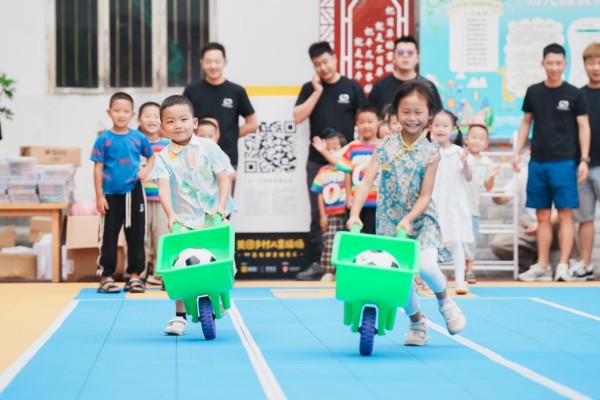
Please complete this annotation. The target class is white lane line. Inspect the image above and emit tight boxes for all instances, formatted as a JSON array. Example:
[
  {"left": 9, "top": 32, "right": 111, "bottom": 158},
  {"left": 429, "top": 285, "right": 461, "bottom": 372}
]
[
  {"left": 229, "top": 300, "right": 286, "bottom": 400},
  {"left": 427, "top": 320, "right": 592, "bottom": 400},
  {"left": 0, "top": 300, "right": 79, "bottom": 394},
  {"left": 530, "top": 298, "right": 600, "bottom": 322}
]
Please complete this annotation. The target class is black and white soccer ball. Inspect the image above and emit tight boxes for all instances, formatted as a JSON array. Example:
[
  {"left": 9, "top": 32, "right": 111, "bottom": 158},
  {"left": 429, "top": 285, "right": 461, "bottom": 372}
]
[
  {"left": 354, "top": 249, "right": 399, "bottom": 269},
  {"left": 173, "top": 248, "right": 216, "bottom": 268}
]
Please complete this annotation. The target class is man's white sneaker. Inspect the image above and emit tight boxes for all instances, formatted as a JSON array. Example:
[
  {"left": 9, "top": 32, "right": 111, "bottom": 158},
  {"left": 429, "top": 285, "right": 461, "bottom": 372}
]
[
  {"left": 569, "top": 260, "right": 594, "bottom": 281},
  {"left": 554, "top": 263, "right": 571, "bottom": 282},
  {"left": 518, "top": 264, "right": 552, "bottom": 282},
  {"left": 164, "top": 316, "right": 188, "bottom": 336},
  {"left": 439, "top": 299, "right": 466, "bottom": 335},
  {"left": 404, "top": 318, "right": 428, "bottom": 346}
]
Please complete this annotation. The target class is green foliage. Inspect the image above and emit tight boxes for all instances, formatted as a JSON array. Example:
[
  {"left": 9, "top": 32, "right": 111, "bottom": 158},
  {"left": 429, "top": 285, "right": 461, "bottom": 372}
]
[{"left": 0, "top": 73, "right": 16, "bottom": 120}]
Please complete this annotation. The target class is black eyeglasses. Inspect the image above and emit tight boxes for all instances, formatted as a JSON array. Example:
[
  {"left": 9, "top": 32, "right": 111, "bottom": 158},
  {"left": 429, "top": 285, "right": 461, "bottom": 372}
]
[{"left": 397, "top": 49, "right": 415, "bottom": 57}]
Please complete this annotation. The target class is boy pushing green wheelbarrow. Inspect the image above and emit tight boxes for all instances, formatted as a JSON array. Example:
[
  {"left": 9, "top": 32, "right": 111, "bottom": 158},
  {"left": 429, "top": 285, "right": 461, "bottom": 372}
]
[{"left": 152, "top": 95, "right": 236, "bottom": 338}]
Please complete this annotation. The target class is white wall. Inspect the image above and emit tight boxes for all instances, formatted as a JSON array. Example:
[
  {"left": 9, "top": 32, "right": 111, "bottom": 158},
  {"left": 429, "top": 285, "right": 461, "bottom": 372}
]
[{"left": 0, "top": 0, "right": 319, "bottom": 202}]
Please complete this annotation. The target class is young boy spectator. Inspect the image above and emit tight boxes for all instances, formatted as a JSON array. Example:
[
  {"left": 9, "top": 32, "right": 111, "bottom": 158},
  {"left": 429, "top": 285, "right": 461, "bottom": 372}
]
[
  {"left": 571, "top": 42, "right": 600, "bottom": 281},
  {"left": 196, "top": 118, "right": 236, "bottom": 182},
  {"left": 153, "top": 95, "right": 234, "bottom": 335},
  {"left": 137, "top": 101, "right": 170, "bottom": 286},
  {"left": 91, "top": 92, "right": 154, "bottom": 293},
  {"left": 337, "top": 105, "right": 380, "bottom": 234},
  {"left": 463, "top": 124, "right": 499, "bottom": 283},
  {"left": 513, "top": 43, "right": 591, "bottom": 282},
  {"left": 310, "top": 132, "right": 347, "bottom": 281}
]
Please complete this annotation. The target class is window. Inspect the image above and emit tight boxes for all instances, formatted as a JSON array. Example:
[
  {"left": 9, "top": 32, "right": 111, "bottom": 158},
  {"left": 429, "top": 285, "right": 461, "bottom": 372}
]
[{"left": 52, "top": 0, "right": 210, "bottom": 91}]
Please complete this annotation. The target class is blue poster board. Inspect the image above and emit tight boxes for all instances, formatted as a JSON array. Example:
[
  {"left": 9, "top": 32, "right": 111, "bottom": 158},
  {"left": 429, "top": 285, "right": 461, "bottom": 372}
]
[{"left": 419, "top": 0, "right": 600, "bottom": 139}]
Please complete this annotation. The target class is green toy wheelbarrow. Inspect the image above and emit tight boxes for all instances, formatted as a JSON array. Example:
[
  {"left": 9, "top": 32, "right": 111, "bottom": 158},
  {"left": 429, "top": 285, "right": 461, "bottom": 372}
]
[
  {"left": 332, "top": 225, "right": 420, "bottom": 355},
  {"left": 156, "top": 215, "right": 235, "bottom": 340}
]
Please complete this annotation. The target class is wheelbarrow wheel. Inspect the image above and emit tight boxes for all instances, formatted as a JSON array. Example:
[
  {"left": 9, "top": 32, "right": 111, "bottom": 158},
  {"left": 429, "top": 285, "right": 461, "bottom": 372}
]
[
  {"left": 359, "top": 306, "right": 377, "bottom": 356},
  {"left": 198, "top": 296, "right": 216, "bottom": 340}
]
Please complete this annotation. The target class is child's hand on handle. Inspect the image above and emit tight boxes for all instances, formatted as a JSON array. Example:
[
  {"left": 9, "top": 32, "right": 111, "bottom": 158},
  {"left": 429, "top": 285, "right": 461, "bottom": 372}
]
[
  {"left": 346, "top": 215, "right": 363, "bottom": 231},
  {"left": 396, "top": 217, "right": 413, "bottom": 236},
  {"left": 96, "top": 196, "right": 109, "bottom": 215},
  {"left": 167, "top": 215, "right": 181, "bottom": 232}
]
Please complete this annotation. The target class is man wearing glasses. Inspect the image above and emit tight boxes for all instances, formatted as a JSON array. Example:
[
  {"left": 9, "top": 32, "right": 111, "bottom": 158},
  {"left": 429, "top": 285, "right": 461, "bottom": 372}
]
[{"left": 369, "top": 36, "right": 443, "bottom": 114}]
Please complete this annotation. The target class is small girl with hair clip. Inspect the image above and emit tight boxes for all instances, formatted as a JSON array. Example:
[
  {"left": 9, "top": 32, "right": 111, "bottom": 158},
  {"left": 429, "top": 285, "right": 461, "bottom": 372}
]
[{"left": 430, "top": 110, "right": 474, "bottom": 295}]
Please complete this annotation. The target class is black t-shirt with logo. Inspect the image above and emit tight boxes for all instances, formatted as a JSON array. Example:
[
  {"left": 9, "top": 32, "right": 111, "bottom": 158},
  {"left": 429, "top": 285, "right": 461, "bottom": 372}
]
[
  {"left": 183, "top": 79, "right": 255, "bottom": 166},
  {"left": 581, "top": 86, "right": 600, "bottom": 166},
  {"left": 368, "top": 74, "right": 443, "bottom": 114},
  {"left": 295, "top": 76, "right": 366, "bottom": 164},
  {"left": 522, "top": 81, "right": 588, "bottom": 162}
]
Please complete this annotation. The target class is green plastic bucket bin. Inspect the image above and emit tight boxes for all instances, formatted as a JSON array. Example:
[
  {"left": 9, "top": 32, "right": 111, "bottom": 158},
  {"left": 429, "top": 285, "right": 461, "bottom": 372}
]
[
  {"left": 332, "top": 225, "right": 420, "bottom": 335},
  {"left": 156, "top": 215, "right": 235, "bottom": 322}
]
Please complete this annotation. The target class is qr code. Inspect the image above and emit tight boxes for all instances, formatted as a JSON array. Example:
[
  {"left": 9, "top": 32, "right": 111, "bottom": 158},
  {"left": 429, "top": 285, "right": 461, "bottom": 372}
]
[{"left": 243, "top": 121, "right": 297, "bottom": 173}]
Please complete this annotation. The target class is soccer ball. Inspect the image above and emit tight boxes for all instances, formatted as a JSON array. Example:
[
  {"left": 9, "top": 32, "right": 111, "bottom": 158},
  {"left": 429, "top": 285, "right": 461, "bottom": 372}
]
[
  {"left": 173, "top": 248, "right": 216, "bottom": 268},
  {"left": 354, "top": 249, "right": 399, "bottom": 269}
]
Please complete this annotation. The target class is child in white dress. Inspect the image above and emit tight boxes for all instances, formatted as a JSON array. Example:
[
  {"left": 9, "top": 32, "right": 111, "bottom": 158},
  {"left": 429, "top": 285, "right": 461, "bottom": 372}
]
[{"left": 431, "top": 110, "right": 474, "bottom": 294}]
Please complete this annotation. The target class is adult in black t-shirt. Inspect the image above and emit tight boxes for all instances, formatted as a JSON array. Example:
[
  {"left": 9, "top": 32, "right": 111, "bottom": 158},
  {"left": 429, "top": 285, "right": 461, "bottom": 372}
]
[
  {"left": 513, "top": 43, "right": 590, "bottom": 283},
  {"left": 293, "top": 41, "right": 367, "bottom": 280},
  {"left": 368, "top": 36, "right": 442, "bottom": 115},
  {"left": 572, "top": 42, "right": 600, "bottom": 280},
  {"left": 183, "top": 42, "right": 257, "bottom": 166}
]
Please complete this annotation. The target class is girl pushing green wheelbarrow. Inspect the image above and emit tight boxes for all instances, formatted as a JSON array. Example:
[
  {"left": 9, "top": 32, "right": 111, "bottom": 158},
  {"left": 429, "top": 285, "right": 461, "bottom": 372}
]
[
  {"left": 151, "top": 95, "right": 236, "bottom": 338},
  {"left": 343, "top": 80, "right": 467, "bottom": 353}
]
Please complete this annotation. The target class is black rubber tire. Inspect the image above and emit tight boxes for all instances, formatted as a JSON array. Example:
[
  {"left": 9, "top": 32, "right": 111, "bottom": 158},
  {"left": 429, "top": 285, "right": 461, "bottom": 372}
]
[{"left": 198, "top": 296, "right": 216, "bottom": 340}]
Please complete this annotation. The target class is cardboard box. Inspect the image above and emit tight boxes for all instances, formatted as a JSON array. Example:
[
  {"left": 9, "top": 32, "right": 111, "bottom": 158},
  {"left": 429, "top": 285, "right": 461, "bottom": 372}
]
[
  {"left": 29, "top": 216, "right": 52, "bottom": 242},
  {"left": 65, "top": 216, "right": 125, "bottom": 249},
  {"left": 0, "top": 226, "right": 17, "bottom": 248},
  {"left": 0, "top": 254, "right": 37, "bottom": 278},
  {"left": 20, "top": 146, "right": 81, "bottom": 167},
  {"left": 66, "top": 248, "right": 125, "bottom": 282}
]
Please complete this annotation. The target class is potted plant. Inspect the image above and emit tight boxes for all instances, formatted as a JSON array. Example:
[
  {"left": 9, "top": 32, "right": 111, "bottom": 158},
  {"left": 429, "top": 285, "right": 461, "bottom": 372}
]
[{"left": 0, "top": 73, "right": 16, "bottom": 140}]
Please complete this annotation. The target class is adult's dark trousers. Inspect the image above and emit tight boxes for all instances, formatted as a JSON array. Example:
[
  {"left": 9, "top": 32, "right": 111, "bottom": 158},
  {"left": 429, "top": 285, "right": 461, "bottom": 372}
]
[
  {"left": 97, "top": 181, "right": 146, "bottom": 277},
  {"left": 306, "top": 160, "right": 326, "bottom": 263}
]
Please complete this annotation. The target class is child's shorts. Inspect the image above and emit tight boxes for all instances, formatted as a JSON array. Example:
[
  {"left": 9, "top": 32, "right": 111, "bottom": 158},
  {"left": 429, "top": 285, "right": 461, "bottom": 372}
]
[{"left": 526, "top": 159, "right": 579, "bottom": 209}]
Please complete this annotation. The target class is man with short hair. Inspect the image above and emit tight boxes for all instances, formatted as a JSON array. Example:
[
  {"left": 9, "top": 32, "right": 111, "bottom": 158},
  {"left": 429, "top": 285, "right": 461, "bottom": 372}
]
[
  {"left": 571, "top": 42, "right": 600, "bottom": 281},
  {"left": 513, "top": 43, "right": 591, "bottom": 282},
  {"left": 183, "top": 42, "right": 258, "bottom": 167},
  {"left": 368, "top": 36, "right": 442, "bottom": 114},
  {"left": 293, "top": 41, "right": 367, "bottom": 280}
]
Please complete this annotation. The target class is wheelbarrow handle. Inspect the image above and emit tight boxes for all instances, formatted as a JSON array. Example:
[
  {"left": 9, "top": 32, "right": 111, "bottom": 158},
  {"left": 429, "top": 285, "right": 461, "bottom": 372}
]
[
  {"left": 396, "top": 228, "right": 407, "bottom": 239},
  {"left": 212, "top": 212, "right": 224, "bottom": 226},
  {"left": 350, "top": 224, "right": 361, "bottom": 234},
  {"left": 171, "top": 222, "right": 182, "bottom": 233}
]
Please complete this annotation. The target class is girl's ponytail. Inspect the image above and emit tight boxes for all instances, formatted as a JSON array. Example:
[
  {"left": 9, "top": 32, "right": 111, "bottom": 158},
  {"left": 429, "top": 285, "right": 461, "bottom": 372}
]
[{"left": 454, "top": 126, "right": 464, "bottom": 147}]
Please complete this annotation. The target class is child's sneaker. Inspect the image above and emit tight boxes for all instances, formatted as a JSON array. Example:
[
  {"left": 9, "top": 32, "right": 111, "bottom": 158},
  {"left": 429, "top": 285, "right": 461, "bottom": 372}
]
[
  {"left": 569, "top": 260, "right": 594, "bottom": 281},
  {"left": 518, "top": 264, "right": 552, "bottom": 282},
  {"left": 164, "top": 316, "right": 188, "bottom": 336},
  {"left": 465, "top": 271, "right": 476, "bottom": 284},
  {"left": 146, "top": 275, "right": 163, "bottom": 285},
  {"left": 554, "top": 263, "right": 571, "bottom": 282},
  {"left": 404, "top": 317, "right": 428, "bottom": 346},
  {"left": 439, "top": 299, "right": 466, "bottom": 335},
  {"left": 320, "top": 272, "right": 335, "bottom": 282},
  {"left": 455, "top": 282, "right": 469, "bottom": 295}
]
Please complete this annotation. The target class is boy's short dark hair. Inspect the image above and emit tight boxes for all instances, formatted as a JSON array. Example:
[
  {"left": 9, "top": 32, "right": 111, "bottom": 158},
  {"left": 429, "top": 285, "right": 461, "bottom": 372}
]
[
  {"left": 160, "top": 95, "right": 194, "bottom": 119},
  {"left": 109, "top": 92, "right": 134, "bottom": 108},
  {"left": 355, "top": 105, "right": 380, "bottom": 121},
  {"left": 308, "top": 41, "right": 334, "bottom": 59},
  {"left": 197, "top": 119, "right": 218, "bottom": 131},
  {"left": 543, "top": 43, "right": 566, "bottom": 58},
  {"left": 138, "top": 101, "right": 160, "bottom": 116},
  {"left": 394, "top": 36, "right": 419, "bottom": 53},
  {"left": 198, "top": 114, "right": 220, "bottom": 128},
  {"left": 200, "top": 42, "right": 226, "bottom": 59},
  {"left": 467, "top": 123, "right": 489, "bottom": 137},
  {"left": 324, "top": 130, "right": 348, "bottom": 147}
]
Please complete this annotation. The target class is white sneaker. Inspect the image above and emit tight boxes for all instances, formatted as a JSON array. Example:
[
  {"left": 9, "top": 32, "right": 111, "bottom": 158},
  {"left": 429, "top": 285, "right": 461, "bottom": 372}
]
[
  {"left": 164, "top": 316, "right": 188, "bottom": 336},
  {"left": 455, "top": 282, "right": 469, "bottom": 295},
  {"left": 439, "top": 299, "right": 466, "bottom": 335},
  {"left": 554, "top": 263, "right": 571, "bottom": 282},
  {"left": 518, "top": 264, "right": 552, "bottom": 282},
  {"left": 146, "top": 275, "right": 163, "bottom": 285},
  {"left": 569, "top": 260, "right": 594, "bottom": 281},
  {"left": 320, "top": 272, "right": 335, "bottom": 282},
  {"left": 404, "top": 318, "right": 428, "bottom": 346}
]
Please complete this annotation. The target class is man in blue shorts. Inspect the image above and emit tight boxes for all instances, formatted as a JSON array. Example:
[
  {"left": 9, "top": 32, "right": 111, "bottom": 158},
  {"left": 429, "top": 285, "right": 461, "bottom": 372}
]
[{"left": 513, "top": 43, "right": 591, "bottom": 282}]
